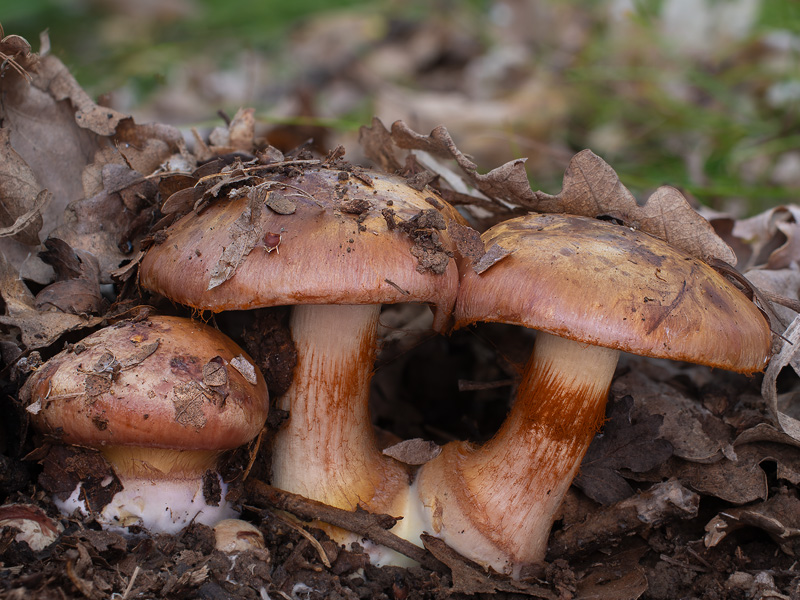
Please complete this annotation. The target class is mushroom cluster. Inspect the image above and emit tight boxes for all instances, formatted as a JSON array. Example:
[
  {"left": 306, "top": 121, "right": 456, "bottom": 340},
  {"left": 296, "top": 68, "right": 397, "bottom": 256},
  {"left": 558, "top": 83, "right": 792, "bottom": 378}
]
[
  {"left": 24, "top": 316, "right": 269, "bottom": 534},
  {"left": 139, "top": 165, "right": 466, "bottom": 561},
  {"left": 122, "top": 161, "right": 771, "bottom": 576}
]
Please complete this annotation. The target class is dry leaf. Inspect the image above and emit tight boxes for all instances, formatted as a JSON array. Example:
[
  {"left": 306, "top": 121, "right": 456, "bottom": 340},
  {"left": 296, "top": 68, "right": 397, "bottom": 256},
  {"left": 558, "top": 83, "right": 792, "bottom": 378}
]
[
  {"left": 761, "top": 315, "right": 800, "bottom": 443},
  {"left": 472, "top": 242, "right": 514, "bottom": 274},
  {"left": 0, "top": 129, "right": 45, "bottom": 245},
  {"left": 420, "top": 534, "right": 556, "bottom": 597},
  {"left": 172, "top": 381, "right": 210, "bottom": 429},
  {"left": 575, "top": 395, "right": 673, "bottom": 505},
  {"left": 230, "top": 355, "right": 258, "bottom": 386},
  {"left": 203, "top": 357, "right": 229, "bottom": 387},
  {"left": 34, "top": 239, "right": 104, "bottom": 315},
  {"left": 532, "top": 152, "right": 736, "bottom": 265},
  {"left": 359, "top": 119, "right": 735, "bottom": 265},
  {"left": 612, "top": 371, "right": 735, "bottom": 464},
  {"left": 207, "top": 197, "right": 263, "bottom": 290},
  {"left": 382, "top": 438, "right": 441, "bottom": 465},
  {"left": 705, "top": 487, "right": 800, "bottom": 554},
  {"left": 0, "top": 251, "right": 102, "bottom": 350}
]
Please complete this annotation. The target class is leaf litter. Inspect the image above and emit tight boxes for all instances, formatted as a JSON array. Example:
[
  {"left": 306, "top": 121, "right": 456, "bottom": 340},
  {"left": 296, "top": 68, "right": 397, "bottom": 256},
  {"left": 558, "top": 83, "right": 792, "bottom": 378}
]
[{"left": 2, "top": 22, "right": 800, "bottom": 600}]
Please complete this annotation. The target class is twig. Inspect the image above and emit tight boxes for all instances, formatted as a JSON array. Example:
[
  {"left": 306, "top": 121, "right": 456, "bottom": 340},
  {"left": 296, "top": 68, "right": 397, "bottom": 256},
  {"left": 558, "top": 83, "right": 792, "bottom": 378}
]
[
  {"left": 244, "top": 479, "right": 445, "bottom": 573},
  {"left": 267, "top": 508, "right": 332, "bottom": 568}
]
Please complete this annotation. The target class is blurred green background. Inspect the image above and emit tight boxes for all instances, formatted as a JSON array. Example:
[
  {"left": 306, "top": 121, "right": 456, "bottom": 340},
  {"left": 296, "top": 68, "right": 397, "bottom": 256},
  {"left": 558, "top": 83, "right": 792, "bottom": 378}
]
[{"left": 4, "top": 0, "right": 800, "bottom": 213}]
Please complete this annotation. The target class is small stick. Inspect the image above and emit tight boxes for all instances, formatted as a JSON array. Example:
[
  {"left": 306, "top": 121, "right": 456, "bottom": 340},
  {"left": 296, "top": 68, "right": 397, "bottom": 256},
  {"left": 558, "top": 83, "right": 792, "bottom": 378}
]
[{"left": 245, "top": 479, "right": 445, "bottom": 572}]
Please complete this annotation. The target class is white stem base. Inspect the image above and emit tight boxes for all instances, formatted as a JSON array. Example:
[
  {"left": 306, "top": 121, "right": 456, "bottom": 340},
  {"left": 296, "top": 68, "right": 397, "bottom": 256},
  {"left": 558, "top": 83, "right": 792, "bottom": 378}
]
[{"left": 55, "top": 473, "right": 236, "bottom": 535}]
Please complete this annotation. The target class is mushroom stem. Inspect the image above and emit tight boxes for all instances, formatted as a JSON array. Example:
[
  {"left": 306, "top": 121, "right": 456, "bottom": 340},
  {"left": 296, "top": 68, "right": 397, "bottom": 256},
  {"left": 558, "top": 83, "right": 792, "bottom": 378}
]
[
  {"left": 271, "top": 304, "right": 410, "bottom": 543},
  {"left": 412, "top": 332, "right": 620, "bottom": 577}
]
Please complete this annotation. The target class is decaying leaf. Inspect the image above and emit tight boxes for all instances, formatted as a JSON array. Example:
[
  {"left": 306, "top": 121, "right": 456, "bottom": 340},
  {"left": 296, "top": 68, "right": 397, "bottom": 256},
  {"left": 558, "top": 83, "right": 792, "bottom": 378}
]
[
  {"left": 0, "top": 251, "right": 102, "bottom": 350},
  {"left": 472, "top": 242, "right": 514, "bottom": 274},
  {"left": 0, "top": 129, "right": 45, "bottom": 245},
  {"left": 550, "top": 480, "right": 699, "bottom": 560},
  {"left": 230, "top": 355, "right": 258, "bottom": 386},
  {"left": 34, "top": 238, "right": 104, "bottom": 315},
  {"left": 761, "top": 315, "right": 800, "bottom": 444},
  {"left": 634, "top": 444, "right": 772, "bottom": 505},
  {"left": 575, "top": 395, "right": 673, "bottom": 505},
  {"left": 533, "top": 154, "right": 737, "bottom": 265},
  {"left": 207, "top": 196, "right": 263, "bottom": 290},
  {"left": 382, "top": 438, "right": 441, "bottom": 465},
  {"left": 359, "top": 119, "right": 736, "bottom": 266},
  {"left": 421, "top": 534, "right": 556, "bottom": 598},
  {"left": 202, "top": 357, "right": 228, "bottom": 387},
  {"left": 172, "top": 381, "right": 210, "bottom": 429},
  {"left": 612, "top": 371, "right": 735, "bottom": 464},
  {"left": 705, "top": 487, "right": 800, "bottom": 554}
]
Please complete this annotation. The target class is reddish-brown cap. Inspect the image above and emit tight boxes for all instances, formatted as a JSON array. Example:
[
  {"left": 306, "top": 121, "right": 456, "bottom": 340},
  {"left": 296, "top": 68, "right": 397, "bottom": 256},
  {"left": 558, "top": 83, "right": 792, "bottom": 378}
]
[
  {"left": 139, "top": 167, "right": 465, "bottom": 331},
  {"left": 455, "top": 213, "right": 771, "bottom": 374},
  {"left": 25, "top": 316, "right": 269, "bottom": 449}
]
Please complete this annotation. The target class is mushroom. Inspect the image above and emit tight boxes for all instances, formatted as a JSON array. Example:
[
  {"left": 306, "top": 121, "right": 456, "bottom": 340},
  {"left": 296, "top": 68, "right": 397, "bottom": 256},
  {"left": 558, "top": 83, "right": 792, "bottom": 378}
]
[
  {"left": 139, "top": 166, "right": 464, "bottom": 560},
  {"left": 23, "top": 316, "right": 269, "bottom": 534},
  {"left": 408, "top": 213, "right": 771, "bottom": 577}
]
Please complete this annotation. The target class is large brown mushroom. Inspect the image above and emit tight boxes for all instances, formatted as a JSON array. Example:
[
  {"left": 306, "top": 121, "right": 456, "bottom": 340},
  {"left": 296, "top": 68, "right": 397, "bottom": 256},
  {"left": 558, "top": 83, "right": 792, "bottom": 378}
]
[
  {"left": 407, "top": 213, "right": 771, "bottom": 577},
  {"left": 139, "top": 166, "right": 464, "bottom": 560},
  {"left": 24, "top": 316, "right": 269, "bottom": 534}
]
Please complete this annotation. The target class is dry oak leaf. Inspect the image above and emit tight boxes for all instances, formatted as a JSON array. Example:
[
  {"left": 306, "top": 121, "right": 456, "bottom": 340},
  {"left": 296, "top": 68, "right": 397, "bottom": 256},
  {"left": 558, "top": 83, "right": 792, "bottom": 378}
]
[
  {"left": 532, "top": 151, "right": 737, "bottom": 265},
  {"left": 361, "top": 118, "right": 735, "bottom": 265}
]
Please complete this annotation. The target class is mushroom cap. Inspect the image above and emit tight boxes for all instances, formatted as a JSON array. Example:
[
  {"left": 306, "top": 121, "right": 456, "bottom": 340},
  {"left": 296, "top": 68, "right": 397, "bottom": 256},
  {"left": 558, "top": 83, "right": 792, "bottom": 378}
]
[
  {"left": 455, "top": 213, "right": 771, "bottom": 374},
  {"left": 139, "top": 167, "right": 465, "bottom": 331},
  {"left": 25, "top": 316, "right": 269, "bottom": 449}
]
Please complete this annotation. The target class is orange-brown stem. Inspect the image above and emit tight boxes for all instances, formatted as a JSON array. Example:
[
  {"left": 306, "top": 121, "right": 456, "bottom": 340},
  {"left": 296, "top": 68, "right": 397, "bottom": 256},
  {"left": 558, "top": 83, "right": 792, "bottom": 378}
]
[
  {"left": 411, "top": 332, "right": 619, "bottom": 577},
  {"left": 271, "top": 304, "right": 409, "bottom": 540}
]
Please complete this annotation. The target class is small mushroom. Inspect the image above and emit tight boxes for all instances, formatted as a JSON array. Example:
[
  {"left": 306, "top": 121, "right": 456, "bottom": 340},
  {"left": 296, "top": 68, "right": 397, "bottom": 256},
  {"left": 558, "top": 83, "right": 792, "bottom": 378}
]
[
  {"left": 139, "top": 166, "right": 464, "bottom": 562},
  {"left": 23, "top": 316, "right": 269, "bottom": 534},
  {"left": 408, "top": 213, "right": 771, "bottom": 577},
  {"left": 213, "top": 518, "right": 267, "bottom": 554}
]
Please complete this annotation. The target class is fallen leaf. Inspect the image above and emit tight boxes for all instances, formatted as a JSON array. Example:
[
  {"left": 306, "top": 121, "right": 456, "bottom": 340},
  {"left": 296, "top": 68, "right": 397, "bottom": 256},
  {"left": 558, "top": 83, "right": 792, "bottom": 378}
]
[
  {"left": 0, "top": 251, "right": 102, "bottom": 350},
  {"left": 207, "top": 196, "right": 263, "bottom": 290},
  {"left": 202, "top": 357, "right": 228, "bottom": 387},
  {"left": 34, "top": 239, "right": 104, "bottom": 315},
  {"left": 533, "top": 152, "right": 737, "bottom": 265},
  {"left": 705, "top": 487, "right": 800, "bottom": 554},
  {"left": 0, "top": 129, "right": 45, "bottom": 245},
  {"left": 575, "top": 395, "right": 673, "bottom": 505},
  {"left": 382, "top": 438, "right": 441, "bottom": 465},
  {"left": 612, "top": 371, "right": 735, "bottom": 464},
  {"left": 230, "top": 355, "right": 258, "bottom": 386},
  {"left": 360, "top": 119, "right": 735, "bottom": 265},
  {"left": 634, "top": 444, "right": 771, "bottom": 505},
  {"left": 761, "top": 315, "right": 800, "bottom": 443},
  {"left": 472, "top": 242, "right": 514, "bottom": 274},
  {"left": 421, "top": 534, "right": 556, "bottom": 597},
  {"left": 172, "top": 381, "right": 210, "bottom": 429}
]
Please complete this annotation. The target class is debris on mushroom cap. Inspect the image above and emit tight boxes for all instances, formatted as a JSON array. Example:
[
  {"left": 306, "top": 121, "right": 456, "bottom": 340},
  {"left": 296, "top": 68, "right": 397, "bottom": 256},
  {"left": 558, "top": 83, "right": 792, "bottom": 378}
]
[
  {"left": 139, "top": 166, "right": 466, "bottom": 332},
  {"left": 23, "top": 315, "right": 269, "bottom": 450},
  {"left": 0, "top": 504, "right": 63, "bottom": 552},
  {"left": 455, "top": 213, "right": 771, "bottom": 374}
]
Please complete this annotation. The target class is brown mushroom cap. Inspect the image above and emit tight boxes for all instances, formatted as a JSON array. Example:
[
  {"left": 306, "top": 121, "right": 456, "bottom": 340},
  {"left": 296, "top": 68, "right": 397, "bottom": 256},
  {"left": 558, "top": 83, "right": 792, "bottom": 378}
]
[
  {"left": 25, "top": 316, "right": 269, "bottom": 450},
  {"left": 139, "top": 167, "right": 465, "bottom": 330},
  {"left": 455, "top": 213, "right": 771, "bottom": 374}
]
